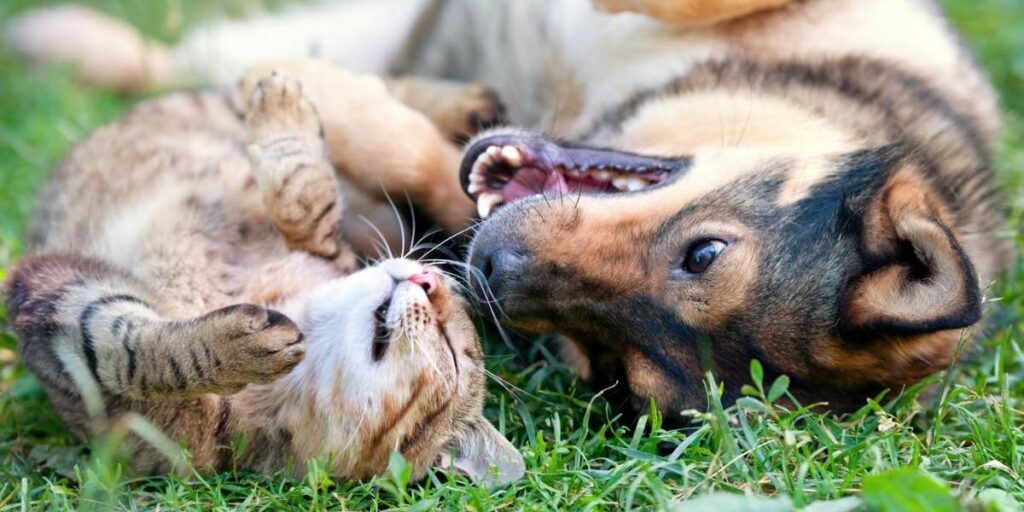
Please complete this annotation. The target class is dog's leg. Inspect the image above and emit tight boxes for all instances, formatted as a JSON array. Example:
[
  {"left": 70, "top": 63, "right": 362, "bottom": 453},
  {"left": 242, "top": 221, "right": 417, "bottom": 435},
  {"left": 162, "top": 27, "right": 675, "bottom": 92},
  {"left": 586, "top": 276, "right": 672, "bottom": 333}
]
[
  {"left": 592, "top": 0, "right": 793, "bottom": 26},
  {"left": 5, "top": 0, "right": 431, "bottom": 92},
  {"left": 240, "top": 60, "right": 475, "bottom": 232},
  {"left": 386, "top": 77, "right": 506, "bottom": 142},
  {"left": 5, "top": 4, "right": 178, "bottom": 92}
]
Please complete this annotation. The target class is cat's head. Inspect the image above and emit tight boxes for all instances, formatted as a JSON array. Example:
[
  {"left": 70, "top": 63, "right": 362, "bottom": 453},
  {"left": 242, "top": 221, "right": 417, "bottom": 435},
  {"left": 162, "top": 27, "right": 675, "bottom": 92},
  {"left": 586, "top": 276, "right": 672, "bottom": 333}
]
[{"left": 290, "top": 259, "right": 524, "bottom": 485}]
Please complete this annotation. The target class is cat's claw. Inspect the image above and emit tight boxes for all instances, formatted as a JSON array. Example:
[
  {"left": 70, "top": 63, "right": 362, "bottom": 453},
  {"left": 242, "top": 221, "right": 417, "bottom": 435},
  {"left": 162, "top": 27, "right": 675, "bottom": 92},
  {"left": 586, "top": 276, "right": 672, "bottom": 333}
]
[
  {"left": 246, "top": 71, "right": 322, "bottom": 141},
  {"left": 201, "top": 304, "right": 306, "bottom": 390}
]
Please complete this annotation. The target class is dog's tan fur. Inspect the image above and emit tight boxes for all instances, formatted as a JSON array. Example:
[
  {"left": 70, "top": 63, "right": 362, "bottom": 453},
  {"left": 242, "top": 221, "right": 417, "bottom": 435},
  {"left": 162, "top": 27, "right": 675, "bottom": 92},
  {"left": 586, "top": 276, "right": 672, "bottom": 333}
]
[
  {"left": 238, "top": 61, "right": 480, "bottom": 232},
  {"left": 594, "top": 0, "right": 792, "bottom": 26},
  {"left": 6, "top": 0, "right": 1013, "bottom": 422}
]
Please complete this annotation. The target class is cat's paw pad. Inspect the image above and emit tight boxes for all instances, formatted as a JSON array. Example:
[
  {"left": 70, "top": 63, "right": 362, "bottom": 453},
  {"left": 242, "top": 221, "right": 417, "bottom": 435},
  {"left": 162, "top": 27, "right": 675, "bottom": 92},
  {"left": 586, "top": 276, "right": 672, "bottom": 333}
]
[
  {"left": 204, "top": 304, "right": 306, "bottom": 387},
  {"left": 246, "top": 71, "right": 322, "bottom": 140}
]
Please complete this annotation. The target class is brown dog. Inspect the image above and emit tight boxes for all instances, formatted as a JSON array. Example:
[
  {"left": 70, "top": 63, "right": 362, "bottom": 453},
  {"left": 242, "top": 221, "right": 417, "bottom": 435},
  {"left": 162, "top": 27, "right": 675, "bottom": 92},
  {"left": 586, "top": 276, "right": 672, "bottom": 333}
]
[{"left": 7, "top": 0, "right": 1012, "bottom": 423}]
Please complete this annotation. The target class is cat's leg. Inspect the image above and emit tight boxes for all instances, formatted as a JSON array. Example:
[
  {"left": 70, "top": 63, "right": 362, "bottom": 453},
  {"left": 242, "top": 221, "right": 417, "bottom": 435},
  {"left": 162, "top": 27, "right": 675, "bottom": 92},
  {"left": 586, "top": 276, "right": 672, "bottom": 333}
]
[
  {"left": 244, "top": 72, "right": 353, "bottom": 266},
  {"left": 5, "top": 253, "right": 306, "bottom": 403},
  {"left": 385, "top": 77, "right": 506, "bottom": 142},
  {"left": 240, "top": 60, "right": 475, "bottom": 232}
]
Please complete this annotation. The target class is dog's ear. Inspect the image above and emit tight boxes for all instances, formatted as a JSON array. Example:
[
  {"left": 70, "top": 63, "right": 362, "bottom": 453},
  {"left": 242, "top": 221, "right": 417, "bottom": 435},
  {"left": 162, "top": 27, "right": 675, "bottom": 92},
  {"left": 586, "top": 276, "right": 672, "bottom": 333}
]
[{"left": 837, "top": 156, "right": 980, "bottom": 378}]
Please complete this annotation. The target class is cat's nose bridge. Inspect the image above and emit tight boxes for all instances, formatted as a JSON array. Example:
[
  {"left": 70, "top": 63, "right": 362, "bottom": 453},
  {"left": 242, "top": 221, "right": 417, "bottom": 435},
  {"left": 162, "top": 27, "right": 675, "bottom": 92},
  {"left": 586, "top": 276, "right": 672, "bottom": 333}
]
[
  {"left": 379, "top": 259, "right": 441, "bottom": 298},
  {"left": 379, "top": 258, "right": 423, "bottom": 281}
]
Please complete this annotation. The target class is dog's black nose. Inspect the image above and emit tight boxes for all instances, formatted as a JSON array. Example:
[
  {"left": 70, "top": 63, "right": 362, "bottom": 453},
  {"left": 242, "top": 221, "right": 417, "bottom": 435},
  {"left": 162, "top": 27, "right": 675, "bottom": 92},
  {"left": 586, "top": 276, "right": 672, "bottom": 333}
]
[{"left": 472, "top": 244, "right": 530, "bottom": 300}]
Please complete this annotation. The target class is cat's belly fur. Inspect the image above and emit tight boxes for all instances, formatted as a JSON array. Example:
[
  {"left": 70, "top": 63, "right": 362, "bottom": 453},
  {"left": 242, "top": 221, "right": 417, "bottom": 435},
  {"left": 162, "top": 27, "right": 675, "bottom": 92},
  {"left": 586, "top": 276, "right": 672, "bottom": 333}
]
[{"left": 28, "top": 91, "right": 292, "bottom": 311}]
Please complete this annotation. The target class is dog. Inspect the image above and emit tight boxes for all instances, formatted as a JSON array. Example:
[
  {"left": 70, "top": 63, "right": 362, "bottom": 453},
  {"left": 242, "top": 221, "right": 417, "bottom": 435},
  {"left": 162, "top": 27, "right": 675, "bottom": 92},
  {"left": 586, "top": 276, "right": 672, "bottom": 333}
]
[{"left": 7, "top": 0, "right": 1012, "bottom": 424}]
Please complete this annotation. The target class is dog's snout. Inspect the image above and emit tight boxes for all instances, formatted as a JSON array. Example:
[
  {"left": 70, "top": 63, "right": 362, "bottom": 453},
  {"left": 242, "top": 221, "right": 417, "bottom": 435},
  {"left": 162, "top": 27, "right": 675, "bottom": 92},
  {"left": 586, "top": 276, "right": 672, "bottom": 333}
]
[
  {"left": 472, "top": 244, "right": 530, "bottom": 298},
  {"left": 483, "top": 246, "right": 530, "bottom": 282}
]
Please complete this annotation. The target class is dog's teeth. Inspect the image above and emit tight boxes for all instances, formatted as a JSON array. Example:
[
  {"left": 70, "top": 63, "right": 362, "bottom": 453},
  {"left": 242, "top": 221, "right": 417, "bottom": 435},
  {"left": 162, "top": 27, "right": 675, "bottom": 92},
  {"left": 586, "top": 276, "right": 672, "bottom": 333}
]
[
  {"left": 486, "top": 146, "right": 501, "bottom": 159},
  {"left": 565, "top": 167, "right": 581, "bottom": 178},
  {"left": 500, "top": 146, "right": 522, "bottom": 167},
  {"left": 475, "top": 151, "right": 493, "bottom": 168},
  {"left": 625, "top": 178, "right": 648, "bottom": 191},
  {"left": 472, "top": 159, "right": 491, "bottom": 180},
  {"left": 612, "top": 177, "right": 649, "bottom": 192},
  {"left": 591, "top": 170, "right": 613, "bottom": 181},
  {"left": 467, "top": 182, "right": 482, "bottom": 194},
  {"left": 470, "top": 164, "right": 488, "bottom": 186},
  {"left": 477, "top": 193, "right": 502, "bottom": 218}
]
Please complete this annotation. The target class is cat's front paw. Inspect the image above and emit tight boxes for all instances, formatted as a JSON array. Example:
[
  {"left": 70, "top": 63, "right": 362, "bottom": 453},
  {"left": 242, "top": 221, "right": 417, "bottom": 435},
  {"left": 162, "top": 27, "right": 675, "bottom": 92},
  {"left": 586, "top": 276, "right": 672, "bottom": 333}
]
[
  {"left": 245, "top": 71, "right": 323, "bottom": 142},
  {"left": 243, "top": 70, "right": 344, "bottom": 260},
  {"left": 201, "top": 304, "right": 306, "bottom": 390}
]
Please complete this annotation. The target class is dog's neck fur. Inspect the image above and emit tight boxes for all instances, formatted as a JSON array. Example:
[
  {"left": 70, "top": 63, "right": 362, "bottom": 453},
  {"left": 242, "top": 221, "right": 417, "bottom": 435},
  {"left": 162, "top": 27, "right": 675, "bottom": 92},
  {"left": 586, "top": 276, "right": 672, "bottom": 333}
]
[{"left": 395, "top": 0, "right": 996, "bottom": 143}]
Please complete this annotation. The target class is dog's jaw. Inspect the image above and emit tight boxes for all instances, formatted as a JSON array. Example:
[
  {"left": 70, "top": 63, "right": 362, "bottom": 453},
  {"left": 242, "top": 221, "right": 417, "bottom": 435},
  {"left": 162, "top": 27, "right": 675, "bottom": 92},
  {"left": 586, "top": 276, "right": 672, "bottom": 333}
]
[{"left": 461, "top": 131, "right": 691, "bottom": 218}]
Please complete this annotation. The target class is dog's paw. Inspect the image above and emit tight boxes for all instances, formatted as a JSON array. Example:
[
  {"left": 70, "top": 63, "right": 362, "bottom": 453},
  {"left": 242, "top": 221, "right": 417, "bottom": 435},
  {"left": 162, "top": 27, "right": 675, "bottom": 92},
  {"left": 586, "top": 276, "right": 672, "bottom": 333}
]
[
  {"left": 455, "top": 84, "right": 506, "bottom": 140},
  {"left": 245, "top": 71, "right": 323, "bottom": 141},
  {"left": 201, "top": 304, "right": 306, "bottom": 390}
]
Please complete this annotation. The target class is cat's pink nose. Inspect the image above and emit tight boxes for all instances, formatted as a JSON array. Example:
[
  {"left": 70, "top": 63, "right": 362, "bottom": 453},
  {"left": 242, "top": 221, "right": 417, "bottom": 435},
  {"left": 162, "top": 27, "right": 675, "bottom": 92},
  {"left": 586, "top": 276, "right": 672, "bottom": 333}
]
[{"left": 408, "top": 269, "right": 438, "bottom": 297}]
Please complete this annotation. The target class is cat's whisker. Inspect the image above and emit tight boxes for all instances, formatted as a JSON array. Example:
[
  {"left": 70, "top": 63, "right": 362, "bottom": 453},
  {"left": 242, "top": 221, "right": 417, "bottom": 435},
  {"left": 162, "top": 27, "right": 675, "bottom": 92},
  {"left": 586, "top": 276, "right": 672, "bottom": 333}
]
[
  {"left": 358, "top": 215, "right": 396, "bottom": 261},
  {"left": 369, "top": 240, "right": 389, "bottom": 265},
  {"left": 404, "top": 319, "right": 445, "bottom": 385},
  {"left": 482, "top": 368, "right": 550, "bottom": 406},
  {"left": 379, "top": 186, "right": 408, "bottom": 258},
  {"left": 419, "top": 258, "right": 516, "bottom": 350},
  {"left": 406, "top": 227, "right": 446, "bottom": 257},
  {"left": 409, "top": 221, "right": 480, "bottom": 262},
  {"left": 346, "top": 400, "right": 371, "bottom": 453},
  {"left": 422, "top": 258, "right": 508, "bottom": 309},
  {"left": 402, "top": 192, "right": 418, "bottom": 260}
]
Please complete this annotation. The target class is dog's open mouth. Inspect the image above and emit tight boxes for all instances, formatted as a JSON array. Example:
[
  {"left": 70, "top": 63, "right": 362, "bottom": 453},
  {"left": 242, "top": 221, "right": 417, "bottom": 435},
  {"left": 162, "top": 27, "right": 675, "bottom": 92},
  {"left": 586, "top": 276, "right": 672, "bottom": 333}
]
[{"left": 460, "top": 133, "right": 689, "bottom": 218}]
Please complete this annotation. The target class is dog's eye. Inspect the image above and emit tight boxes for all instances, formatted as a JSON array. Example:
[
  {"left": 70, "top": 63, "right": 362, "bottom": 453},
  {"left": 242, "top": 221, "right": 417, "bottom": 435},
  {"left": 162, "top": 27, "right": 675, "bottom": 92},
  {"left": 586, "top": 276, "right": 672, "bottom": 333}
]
[{"left": 682, "top": 239, "right": 727, "bottom": 274}]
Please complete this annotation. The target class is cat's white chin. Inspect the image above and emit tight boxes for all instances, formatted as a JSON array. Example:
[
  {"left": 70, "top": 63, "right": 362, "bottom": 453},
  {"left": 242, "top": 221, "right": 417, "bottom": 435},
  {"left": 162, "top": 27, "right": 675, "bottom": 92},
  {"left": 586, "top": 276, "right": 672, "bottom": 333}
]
[{"left": 278, "top": 258, "right": 453, "bottom": 417}]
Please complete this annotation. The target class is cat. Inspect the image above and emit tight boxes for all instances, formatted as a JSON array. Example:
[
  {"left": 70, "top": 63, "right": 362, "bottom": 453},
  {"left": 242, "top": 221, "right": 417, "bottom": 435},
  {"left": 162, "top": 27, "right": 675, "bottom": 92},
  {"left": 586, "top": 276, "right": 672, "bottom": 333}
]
[{"left": 4, "top": 71, "right": 524, "bottom": 484}]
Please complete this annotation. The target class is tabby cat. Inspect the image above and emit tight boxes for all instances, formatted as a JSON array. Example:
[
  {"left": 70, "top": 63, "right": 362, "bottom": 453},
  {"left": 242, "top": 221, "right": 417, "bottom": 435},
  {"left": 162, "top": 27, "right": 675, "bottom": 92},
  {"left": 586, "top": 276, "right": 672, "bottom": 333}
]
[{"left": 4, "top": 72, "right": 524, "bottom": 484}]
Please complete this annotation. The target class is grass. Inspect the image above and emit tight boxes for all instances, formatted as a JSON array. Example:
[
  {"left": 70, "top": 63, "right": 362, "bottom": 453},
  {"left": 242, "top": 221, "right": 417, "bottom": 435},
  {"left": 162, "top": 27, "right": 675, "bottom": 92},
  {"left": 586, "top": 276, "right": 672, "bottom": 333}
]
[{"left": 1, "top": 1, "right": 1023, "bottom": 510}]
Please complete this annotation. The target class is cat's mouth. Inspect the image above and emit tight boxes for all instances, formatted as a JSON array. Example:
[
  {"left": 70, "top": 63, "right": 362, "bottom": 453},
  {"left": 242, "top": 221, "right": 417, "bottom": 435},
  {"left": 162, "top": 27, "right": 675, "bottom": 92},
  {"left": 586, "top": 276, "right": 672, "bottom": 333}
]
[
  {"left": 460, "top": 132, "right": 691, "bottom": 218},
  {"left": 371, "top": 300, "right": 391, "bottom": 361}
]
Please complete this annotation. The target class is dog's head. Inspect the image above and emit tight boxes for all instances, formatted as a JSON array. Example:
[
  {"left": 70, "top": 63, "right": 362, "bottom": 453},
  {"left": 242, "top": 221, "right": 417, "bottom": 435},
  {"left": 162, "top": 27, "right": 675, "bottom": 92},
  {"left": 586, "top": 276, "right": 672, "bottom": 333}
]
[{"left": 463, "top": 123, "right": 984, "bottom": 420}]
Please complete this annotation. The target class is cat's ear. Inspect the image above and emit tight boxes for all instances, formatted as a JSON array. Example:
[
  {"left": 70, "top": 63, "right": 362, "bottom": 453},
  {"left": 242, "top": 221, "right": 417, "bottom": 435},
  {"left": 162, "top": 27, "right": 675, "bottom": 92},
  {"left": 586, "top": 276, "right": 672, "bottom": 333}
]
[{"left": 446, "top": 416, "right": 525, "bottom": 486}]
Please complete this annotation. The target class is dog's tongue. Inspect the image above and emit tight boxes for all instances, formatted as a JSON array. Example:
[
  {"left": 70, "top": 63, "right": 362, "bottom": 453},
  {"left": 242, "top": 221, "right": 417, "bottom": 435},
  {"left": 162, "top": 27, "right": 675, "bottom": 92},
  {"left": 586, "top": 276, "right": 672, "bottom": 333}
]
[{"left": 504, "top": 168, "right": 568, "bottom": 202}]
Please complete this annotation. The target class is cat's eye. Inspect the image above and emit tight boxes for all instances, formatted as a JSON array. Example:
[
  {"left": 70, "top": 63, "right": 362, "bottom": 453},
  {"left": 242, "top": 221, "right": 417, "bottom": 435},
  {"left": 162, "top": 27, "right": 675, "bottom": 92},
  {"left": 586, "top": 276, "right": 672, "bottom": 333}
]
[
  {"left": 681, "top": 239, "right": 727, "bottom": 274},
  {"left": 372, "top": 301, "right": 391, "bottom": 361}
]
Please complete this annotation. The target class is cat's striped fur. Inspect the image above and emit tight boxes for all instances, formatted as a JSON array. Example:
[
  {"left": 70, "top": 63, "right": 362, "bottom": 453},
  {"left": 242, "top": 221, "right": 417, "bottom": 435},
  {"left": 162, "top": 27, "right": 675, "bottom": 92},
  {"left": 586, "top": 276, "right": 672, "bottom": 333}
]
[{"left": 5, "top": 73, "right": 523, "bottom": 483}]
